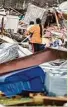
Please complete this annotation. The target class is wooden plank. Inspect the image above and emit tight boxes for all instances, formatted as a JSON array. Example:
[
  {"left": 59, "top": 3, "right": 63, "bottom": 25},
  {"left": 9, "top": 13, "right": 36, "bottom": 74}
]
[
  {"left": 0, "top": 35, "right": 16, "bottom": 43},
  {"left": 0, "top": 96, "right": 67, "bottom": 106},
  {"left": 9, "top": 7, "right": 23, "bottom": 15},
  {"left": 49, "top": 47, "right": 67, "bottom": 52},
  {"left": 43, "top": 96, "right": 67, "bottom": 106},
  {"left": 43, "top": 96, "right": 67, "bottom": 102},
  {"left": 53, "top": 8, "right": 60, "bottom": 29},
  {"left": 0, "top": 98, "right": 33, "bottom": 106},
  {"left": 0, "top": 48, "right": 67, "bottom": 75}
]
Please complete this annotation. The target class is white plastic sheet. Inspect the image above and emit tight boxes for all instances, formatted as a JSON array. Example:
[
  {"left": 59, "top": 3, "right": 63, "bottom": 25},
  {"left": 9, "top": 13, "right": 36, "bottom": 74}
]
[
  {"left": 0, "top": 43, "right": 32, "bottom": 63},
  {"left": 5, "top": 15, "right": 19, "bottom": 33},
  {"left": 59, "top": 1, "right": 67, "bottom": 14},
  {"left": 40, "top": 59, "right": 67, "bottom": 96},
  {"left": 23, "top": 3, "right": 46, "bottom": 24},
  {"left": 0, "top": 43, "right": 19, "bottom": 64}
]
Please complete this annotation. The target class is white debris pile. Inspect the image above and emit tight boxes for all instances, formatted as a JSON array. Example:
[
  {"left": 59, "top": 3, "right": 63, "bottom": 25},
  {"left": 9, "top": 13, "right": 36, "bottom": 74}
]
[
  {"left": 0, "top": 43, "right": 32, "bottom": 64},
  {"left": 0, "top": 43, "right": 19, "bottom": 64}
]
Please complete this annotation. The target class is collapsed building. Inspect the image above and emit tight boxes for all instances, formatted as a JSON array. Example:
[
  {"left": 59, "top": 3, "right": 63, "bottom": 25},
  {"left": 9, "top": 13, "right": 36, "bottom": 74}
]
[{"left": 0, "top": 1, "right": 67, "bottom": 106}]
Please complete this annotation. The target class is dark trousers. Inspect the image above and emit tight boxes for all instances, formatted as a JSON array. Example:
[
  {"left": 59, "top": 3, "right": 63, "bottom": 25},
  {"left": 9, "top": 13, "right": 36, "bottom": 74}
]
[{"left": 32, "top": 43, "right": 43, "bottom": 53}]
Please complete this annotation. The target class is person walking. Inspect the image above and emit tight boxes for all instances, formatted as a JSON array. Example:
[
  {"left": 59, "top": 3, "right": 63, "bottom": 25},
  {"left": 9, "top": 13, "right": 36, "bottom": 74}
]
[{"left": 26, "top": 18, "right": 43, "bottom": 53}]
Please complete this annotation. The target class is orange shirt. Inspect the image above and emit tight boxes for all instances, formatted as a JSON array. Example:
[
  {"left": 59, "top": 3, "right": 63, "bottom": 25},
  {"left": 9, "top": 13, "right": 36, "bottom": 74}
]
[{"left": 27, "top": 25, "right": 42, "bottom": 44}]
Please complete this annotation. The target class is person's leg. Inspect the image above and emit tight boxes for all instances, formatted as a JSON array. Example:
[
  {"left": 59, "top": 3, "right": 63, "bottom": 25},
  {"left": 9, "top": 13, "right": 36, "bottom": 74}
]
[
  {"left": 37, "top": 44, "right": 40, "bottom": 51},
  {"left": 34, "top": 44, "right": 42, "bottom": 52},
  {"left": 29, "top": 43, "right": 33, "bottom": 52},
  {"left": 31, "top": 43, "right": 38, "bottom": 53},
  {"left": 34, "top": 43, "right": 38, "bottom": 52},
  {"left": 33, "top": 43, "right": 41, "bottom": 53},
  {"left": 31, "top": 43, "right": 43, "bottom": 53}
]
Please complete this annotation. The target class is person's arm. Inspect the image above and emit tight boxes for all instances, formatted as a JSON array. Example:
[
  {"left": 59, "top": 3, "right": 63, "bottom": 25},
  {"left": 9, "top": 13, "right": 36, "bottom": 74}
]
[{"left": 25, "top": 26, "right": 34, "bottom": 36}]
